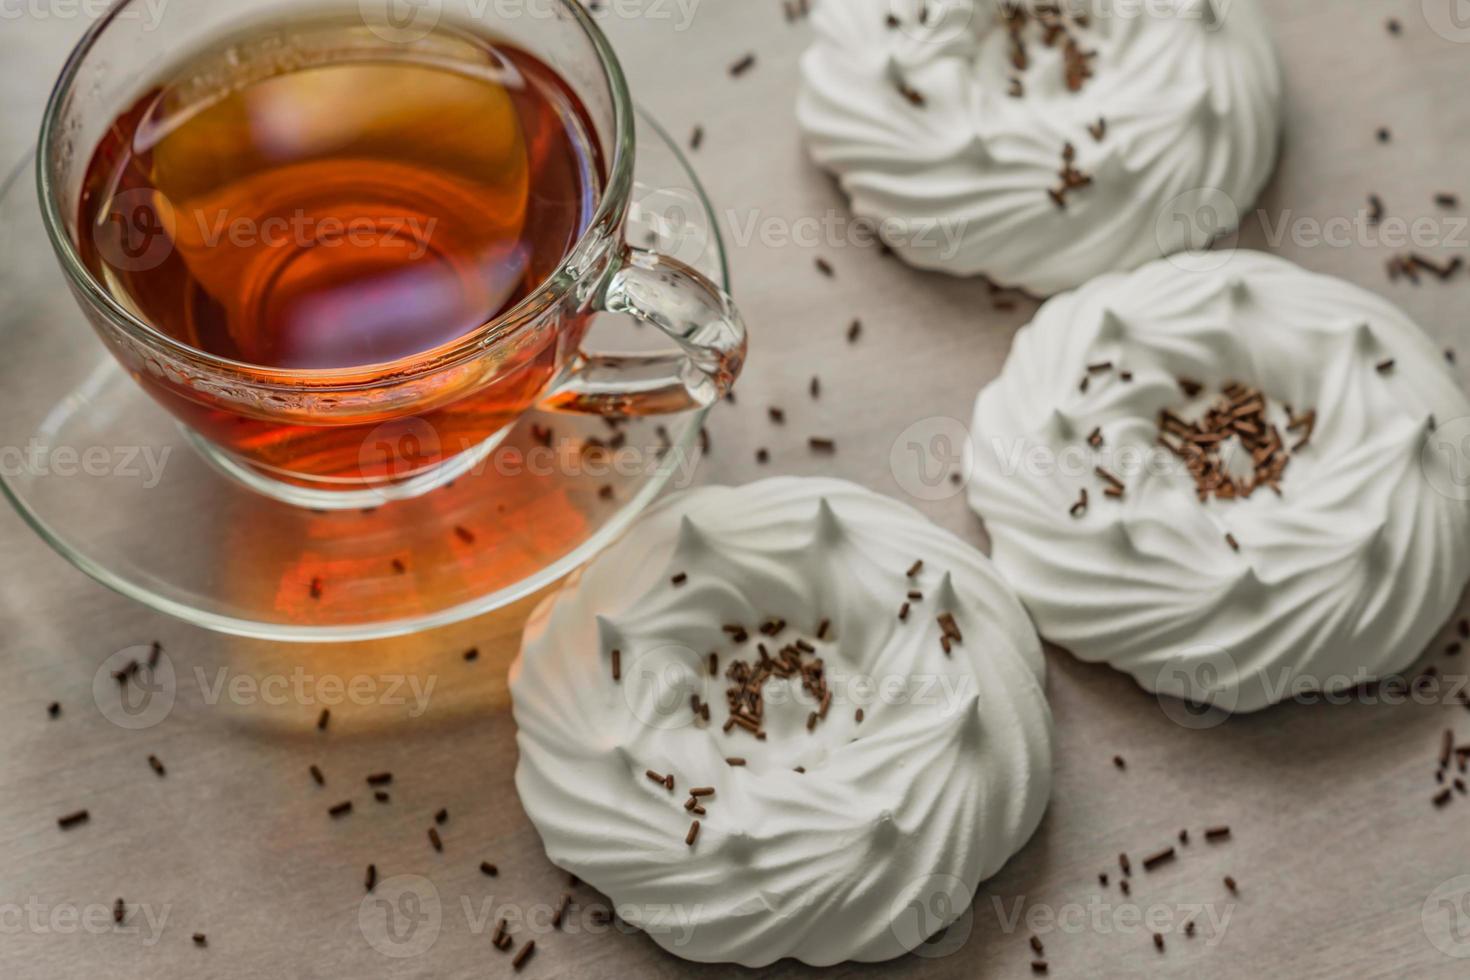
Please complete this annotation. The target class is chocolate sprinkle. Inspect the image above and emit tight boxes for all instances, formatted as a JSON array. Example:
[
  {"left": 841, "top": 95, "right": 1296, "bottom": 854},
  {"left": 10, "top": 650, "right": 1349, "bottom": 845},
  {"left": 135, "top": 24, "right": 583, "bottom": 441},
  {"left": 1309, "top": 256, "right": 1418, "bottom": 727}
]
[
  {"left": 512, "top": 940, "right": 536, "bottom": 970},
  {"left": 1143, "top": 847, "right": 1176, "bottom": 870}
]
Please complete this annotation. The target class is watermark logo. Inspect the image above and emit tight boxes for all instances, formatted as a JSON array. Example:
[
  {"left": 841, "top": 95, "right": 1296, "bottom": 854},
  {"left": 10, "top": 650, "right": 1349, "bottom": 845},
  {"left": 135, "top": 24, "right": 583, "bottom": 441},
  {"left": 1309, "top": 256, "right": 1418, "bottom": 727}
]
[
  {"left": 1155, "top": 186, "right": 1240, "bottom": 272},
  {"left": 890, "top": 416, "right": 971, "bottom": 501},
  {"left": 890, "top": 873, "right": 973, "bottom": 958},
  {"left": 359, "top": 417, "right": 444, "bottom": 486},
  {"left": 360, "top": 875, "right": 442, "bottom": 958},
  {"left": 360, "top": 0, "right": 442, "bottom": 43},
  {"left": 1423, "top": 0, "right": 1470, "bottom": 42},
  {"left": 1423, "top": 875, "right": 1470, "bottom": 958},
  {"left": 621, "top": 644, "right": 703, "bottom": 731},
  {"left": 93, "top": 645, "right": 176, "bottom": 730},
  {"left": 630, "top": 182, "right": 710, "bottom": 269},
  {"left": 1154, "top": 643, "right": 1239, "bottom": 729},
  {"left": 1423, "top": 415, "right": 1470, "bottom": 502},
  {"left": 93, "top": 188, "right": 176, "bottom": 273}
]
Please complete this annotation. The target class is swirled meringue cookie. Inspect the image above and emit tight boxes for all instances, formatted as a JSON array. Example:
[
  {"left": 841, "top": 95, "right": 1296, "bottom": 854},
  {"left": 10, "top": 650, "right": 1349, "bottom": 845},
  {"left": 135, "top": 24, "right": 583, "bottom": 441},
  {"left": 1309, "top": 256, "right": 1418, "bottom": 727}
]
[
  {"left": 968, "top": 251, "right": 1470, "bottom": 712},
  {"left": 510, "top": 477, "right": 1053, "bottom": 966},
  {"left": 797, "top": 0, "right": 1282, "bottom": 294}
]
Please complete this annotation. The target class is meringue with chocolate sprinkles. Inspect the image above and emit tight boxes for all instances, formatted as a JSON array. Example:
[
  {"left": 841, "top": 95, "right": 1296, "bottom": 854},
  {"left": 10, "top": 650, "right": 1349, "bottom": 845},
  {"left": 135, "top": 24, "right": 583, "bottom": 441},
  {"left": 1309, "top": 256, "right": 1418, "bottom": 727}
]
[
  {"left": 968, "top": 251, "right": 1470, "bottom": 712},
  {"left": 510, "top": 478, "right": 1053, "bottom": 966},
  {"left": 796, "top": 0, "right": 1282, "bottom": 294}
]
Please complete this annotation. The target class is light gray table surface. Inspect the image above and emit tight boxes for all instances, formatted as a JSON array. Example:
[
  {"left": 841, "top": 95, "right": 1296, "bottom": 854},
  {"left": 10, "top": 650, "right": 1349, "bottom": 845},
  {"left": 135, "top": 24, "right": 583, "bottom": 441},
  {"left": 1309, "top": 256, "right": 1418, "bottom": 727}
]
[{"left": 2, "top": 2, "right": 1470, "bottom": 978}]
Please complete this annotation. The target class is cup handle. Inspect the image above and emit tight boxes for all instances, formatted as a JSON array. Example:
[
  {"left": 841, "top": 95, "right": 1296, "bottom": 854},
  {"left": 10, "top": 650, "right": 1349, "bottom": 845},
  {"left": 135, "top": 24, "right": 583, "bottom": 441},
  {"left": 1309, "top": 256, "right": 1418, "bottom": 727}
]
[{"left": 539, "top": 246, "right": 746, "bottom": 416}]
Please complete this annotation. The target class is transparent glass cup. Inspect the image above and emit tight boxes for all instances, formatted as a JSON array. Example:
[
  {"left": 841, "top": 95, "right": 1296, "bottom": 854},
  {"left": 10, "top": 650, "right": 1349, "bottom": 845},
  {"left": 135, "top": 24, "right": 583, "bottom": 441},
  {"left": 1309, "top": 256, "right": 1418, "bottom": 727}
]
[{"left": 37, "top": 0, "right": 746, "bottom": 509}]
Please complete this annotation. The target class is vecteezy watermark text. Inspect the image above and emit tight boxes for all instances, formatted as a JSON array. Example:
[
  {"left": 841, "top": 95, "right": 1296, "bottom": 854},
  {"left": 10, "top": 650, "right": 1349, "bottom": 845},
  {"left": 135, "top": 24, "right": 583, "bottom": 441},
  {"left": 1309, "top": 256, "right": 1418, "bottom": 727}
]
[{"left": 0, "top": 441, "right": 170, "bottom": 488}]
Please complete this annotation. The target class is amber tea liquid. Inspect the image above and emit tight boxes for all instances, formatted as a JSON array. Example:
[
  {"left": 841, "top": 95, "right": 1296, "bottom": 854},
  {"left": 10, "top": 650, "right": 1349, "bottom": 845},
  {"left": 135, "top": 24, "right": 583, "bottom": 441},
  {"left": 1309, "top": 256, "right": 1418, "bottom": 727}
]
[{"left": 77, "top": 18, "right": 602, "bottom": 486}]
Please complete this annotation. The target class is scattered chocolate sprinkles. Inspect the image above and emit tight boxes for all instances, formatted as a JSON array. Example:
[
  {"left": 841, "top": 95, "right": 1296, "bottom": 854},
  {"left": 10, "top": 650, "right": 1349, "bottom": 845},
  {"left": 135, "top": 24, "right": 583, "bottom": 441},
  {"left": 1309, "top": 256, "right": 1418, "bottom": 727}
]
[
  {"left": 309, "top": 764, "right": 324, "bottom": 786},
  {"left": 47, "top": 701, "right": 60, "bottom": 718},
  {"left": 1158, "top": 380, "right": 1306, "bottom": 501},
  {"left": 815, "top": 258, "right": 835, "bottom": 278},
  {"left": 317, "top": 709, "right": 331, "bottom": 731},
  {"left": 1205, "top": 825, "right": 1231, "bottom": 841},
  {"left": 726, "top": 757, "right": 746, "bottom": 766},
  {"left": 147, "top": 754, "right": 166, "bottom": 777},
  {"left": 686, "top": 820, "right": 700, "bottom": 846},
  {"left": 435, "top": 808, "right": 449, "bottom": 825},
  {"left": 1153, "top": 933, "right": 1164, "bottom": 952},
  {"left": 329, "top": 801, "right": 353, "bottom": 818},
  {"left": 671, "top": 572, "right": 688, "bottom": 586},
  {"left": 57, "top": 809, "right": 90, "bottom": 830},
  {"left": 192, "top": 933, "right": 207, "bottom": 947},
  {"left": 1113, "top": 755, "right": 1125, "bottom": 770},
  {"left": 611, "top": 649, "right": 621, "bottom": 682},
  {"left": 1224, "top": 875, "right": 1238, "bottom": 894},
  {"left": 365, "top": 864, "right": 377, "bottom": 892},
  {"left": 428, "top": 827, "right": 443, "bottom": 852},
  {"left": 481, "top": 861, "right": 499, "bottom": 876},
  {"left": 690, "top": 126, "right": 704, "bottom": 151},
  {"left": 453, "top": 525, "right": 476, "bottom": 545},
  {"left": 808, "top": 437, "right": 836, "bottom": 453},
  {"left": 114, "top": 898, "right": 126, "bottom": 925},
  {"left": 729, "top": 54, "right": 756, "bottom": 77},
  {"left": 847, "top": 319, "right": 862, "bottom": 343},
  {"left": 309, "top": 577, "right": 324, "bottom": 600}
]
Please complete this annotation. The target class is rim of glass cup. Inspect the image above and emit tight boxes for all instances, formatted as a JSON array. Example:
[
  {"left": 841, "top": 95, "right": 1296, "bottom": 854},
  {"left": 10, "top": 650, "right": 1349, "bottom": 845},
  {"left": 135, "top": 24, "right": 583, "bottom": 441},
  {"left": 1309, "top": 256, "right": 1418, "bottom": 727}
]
[
  {"left": 0, "top": 108, "right": 726, "bottom": 641},
  {"left": 35, "top": 0, "right": 638, "bottom": 392}
]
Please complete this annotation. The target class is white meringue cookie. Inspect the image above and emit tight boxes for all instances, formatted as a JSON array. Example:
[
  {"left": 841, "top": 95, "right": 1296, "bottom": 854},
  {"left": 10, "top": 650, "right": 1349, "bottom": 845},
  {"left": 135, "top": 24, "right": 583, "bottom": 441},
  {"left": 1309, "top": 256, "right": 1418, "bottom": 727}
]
[
  {"left": 510, "top": 477, "right": 1053, "bottom": 966},
  {"left": 968, "top": 251, "right": 1470, "bottom": 712},
  {"left": 796, "top": 0, "right": 1283, "bottom": 294}
]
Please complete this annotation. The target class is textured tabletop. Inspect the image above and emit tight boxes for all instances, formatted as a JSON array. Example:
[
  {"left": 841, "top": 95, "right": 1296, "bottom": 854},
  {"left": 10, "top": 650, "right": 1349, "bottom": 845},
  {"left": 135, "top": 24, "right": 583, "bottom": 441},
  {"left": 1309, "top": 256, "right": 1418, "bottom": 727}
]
[{"left": 2, "top": 2, "right": 1469, "bottom": 978}]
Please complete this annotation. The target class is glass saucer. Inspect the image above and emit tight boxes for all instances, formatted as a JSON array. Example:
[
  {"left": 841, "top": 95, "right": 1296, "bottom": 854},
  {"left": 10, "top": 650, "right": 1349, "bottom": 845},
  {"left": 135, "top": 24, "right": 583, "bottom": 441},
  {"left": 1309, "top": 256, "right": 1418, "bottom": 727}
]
[{"left": 0, "top": 108, "right": 725, "bottom": 641}]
